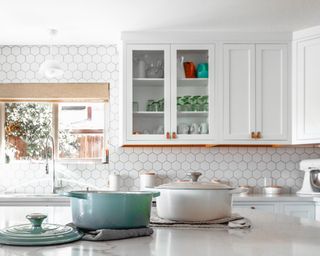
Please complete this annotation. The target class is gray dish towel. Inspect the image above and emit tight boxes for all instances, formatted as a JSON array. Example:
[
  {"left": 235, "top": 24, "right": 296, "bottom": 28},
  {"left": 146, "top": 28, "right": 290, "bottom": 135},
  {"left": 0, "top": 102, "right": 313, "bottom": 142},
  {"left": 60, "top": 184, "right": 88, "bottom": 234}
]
[
  {"left": 149, "top": 208, "right": 251, "bottom": 230},
  {"left": 67, "top": 224, "right": 153, "bottom": 241}
]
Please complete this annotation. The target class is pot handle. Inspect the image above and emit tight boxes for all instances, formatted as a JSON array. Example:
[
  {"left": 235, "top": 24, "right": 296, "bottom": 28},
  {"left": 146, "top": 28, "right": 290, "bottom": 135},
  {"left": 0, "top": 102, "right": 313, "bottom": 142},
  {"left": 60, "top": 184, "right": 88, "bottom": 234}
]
[
  {"left": 60, "top": 192, "right": 88, "bottom": 200},
  {"left": 151, "top": 191, "right": 160, "bottom": 198},
  {"left": 229, "top": 187, "right": 249, "bottom": 194}
]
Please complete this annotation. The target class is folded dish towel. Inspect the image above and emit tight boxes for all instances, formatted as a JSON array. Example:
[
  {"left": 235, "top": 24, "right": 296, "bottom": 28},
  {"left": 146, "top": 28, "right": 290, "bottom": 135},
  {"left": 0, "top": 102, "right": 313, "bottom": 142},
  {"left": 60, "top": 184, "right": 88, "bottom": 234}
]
[
  {"left": 82, "top": 227, "right": 154, "bottom": 241},
  {"left": 149, "top": 209, "right": 251, "bottom": 230},
  {"left": 67, "top": 224, "right": 153, "bottom": 241}
]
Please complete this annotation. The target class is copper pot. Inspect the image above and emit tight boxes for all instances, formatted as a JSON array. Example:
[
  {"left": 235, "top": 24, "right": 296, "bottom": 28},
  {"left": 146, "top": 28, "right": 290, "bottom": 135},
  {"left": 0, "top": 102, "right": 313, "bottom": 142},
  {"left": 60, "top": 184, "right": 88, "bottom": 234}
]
[{"left": 183, "top": 62, "right": 196, "bottom": 78}]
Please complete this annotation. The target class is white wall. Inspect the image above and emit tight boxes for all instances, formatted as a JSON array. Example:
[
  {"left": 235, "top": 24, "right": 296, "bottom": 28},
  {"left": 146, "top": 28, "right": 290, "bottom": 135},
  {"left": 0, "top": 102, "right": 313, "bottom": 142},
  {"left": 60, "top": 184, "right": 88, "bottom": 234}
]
[{"left": 0, "top": 45, "right": 319, "bottom": 194}]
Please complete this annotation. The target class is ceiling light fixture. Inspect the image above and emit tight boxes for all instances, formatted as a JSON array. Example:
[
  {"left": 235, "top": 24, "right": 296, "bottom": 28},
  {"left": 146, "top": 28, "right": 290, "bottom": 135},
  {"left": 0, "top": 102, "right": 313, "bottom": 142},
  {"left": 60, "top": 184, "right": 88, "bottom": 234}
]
[{"left": 38, "top": 29, "right": 64, "bottom": 78}]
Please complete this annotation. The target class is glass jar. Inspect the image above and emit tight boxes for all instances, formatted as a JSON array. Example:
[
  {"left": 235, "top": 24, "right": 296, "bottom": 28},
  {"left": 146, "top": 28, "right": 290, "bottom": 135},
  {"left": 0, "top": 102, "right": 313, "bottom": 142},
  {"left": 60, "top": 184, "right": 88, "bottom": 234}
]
[
  {"left": 151, "top": 101, "right": 160, "bottom": 112},
  {"left": 146, "top": 100, "right": 154, "bottom": 111},
  {"left": 133, "top": 102, "right": 139, "bottom": 112}
]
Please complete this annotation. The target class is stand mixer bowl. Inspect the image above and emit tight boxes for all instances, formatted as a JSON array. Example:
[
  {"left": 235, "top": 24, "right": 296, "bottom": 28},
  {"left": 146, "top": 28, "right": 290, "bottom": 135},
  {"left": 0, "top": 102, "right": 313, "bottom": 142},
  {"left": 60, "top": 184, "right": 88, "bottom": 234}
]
[{"left": 310, "top": 170, "right": 320, "bottom": 190}]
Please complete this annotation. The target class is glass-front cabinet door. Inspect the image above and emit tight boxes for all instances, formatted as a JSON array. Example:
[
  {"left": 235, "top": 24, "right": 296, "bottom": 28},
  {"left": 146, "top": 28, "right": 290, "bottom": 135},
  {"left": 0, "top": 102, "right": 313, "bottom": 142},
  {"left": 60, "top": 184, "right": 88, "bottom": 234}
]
[
  {"left": 171, "top": 45, "right": 215, "bottom": 141},
  {"left": 126, "top": 45, "right": 170, "bottom": 142}
]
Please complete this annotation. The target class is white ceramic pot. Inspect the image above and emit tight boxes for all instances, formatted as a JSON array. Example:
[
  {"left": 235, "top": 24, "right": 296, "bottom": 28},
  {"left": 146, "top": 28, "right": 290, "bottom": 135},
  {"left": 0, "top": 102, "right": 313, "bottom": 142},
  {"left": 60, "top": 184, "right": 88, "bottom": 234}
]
[{"left": 153, "top": 182, "right": 246, "bottom": 221}]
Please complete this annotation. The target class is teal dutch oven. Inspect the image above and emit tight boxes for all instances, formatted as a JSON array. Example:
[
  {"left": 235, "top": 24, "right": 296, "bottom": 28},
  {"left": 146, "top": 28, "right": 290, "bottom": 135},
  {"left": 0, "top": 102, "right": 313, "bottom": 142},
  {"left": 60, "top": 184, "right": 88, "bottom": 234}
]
[{"left": 62, "top": 191, "right": 159, "bottom": 230}]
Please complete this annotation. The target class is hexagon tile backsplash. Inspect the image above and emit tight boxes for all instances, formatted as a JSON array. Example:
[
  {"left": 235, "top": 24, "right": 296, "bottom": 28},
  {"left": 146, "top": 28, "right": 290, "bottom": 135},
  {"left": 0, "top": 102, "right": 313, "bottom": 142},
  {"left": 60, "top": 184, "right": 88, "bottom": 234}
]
[{"left": 0, "top": 45, "right": 319, "bottom": 194}]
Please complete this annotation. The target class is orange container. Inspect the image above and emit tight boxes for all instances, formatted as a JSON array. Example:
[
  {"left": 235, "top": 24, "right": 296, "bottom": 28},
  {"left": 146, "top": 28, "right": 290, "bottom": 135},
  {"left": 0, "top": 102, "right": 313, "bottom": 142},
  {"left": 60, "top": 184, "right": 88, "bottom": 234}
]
[{"left": 183, "top": 62, "right": 197, "bottom": 78}]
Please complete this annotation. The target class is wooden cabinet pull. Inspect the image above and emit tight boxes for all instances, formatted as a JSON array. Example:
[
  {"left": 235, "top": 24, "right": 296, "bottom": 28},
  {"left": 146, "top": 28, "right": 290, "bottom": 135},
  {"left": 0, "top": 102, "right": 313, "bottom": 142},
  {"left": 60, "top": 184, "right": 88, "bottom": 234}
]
[
  {"left": 166, "top": 132, "right": 171, "bottom": 139},
  {"left": 256, "top": 131, "right": 262, "bottom": 139},
  {"left": 172, "top": 132, "right": 177, "bottom": 139}
]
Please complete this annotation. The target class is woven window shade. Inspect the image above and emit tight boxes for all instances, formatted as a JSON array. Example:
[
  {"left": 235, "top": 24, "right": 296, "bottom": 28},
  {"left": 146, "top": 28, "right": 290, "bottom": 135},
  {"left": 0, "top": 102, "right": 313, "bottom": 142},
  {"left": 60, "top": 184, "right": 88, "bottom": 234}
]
[{"left": 0, "top": 83, "right": 109, "bottom": 102}]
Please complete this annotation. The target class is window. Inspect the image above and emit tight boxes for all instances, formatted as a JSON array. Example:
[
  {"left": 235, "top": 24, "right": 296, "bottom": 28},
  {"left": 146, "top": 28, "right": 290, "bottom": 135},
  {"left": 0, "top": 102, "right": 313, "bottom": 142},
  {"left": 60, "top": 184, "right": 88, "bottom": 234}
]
[
  {"left": 4, "top": 103, "right": 52, "bottom": 161},
  {"left": 1, "top": 102, "right": 106, "bottom": 163},
  {"left": 58, "top": 103, "right": 105, "bottom": 159}
]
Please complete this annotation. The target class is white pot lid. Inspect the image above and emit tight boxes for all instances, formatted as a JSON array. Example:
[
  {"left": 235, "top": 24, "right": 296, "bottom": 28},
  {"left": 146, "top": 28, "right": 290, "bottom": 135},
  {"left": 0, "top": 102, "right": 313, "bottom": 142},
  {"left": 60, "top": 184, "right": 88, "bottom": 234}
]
[{"left": 156, "top": 181, "right": 234, "bottom": 190}]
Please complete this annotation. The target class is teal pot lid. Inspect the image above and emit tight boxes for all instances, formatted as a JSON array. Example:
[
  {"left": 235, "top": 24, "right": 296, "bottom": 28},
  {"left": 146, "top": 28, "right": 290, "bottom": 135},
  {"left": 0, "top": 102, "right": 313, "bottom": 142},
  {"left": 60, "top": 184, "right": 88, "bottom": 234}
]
[{"left": 0, "top": 213, "right": 83, "bottom": 246}]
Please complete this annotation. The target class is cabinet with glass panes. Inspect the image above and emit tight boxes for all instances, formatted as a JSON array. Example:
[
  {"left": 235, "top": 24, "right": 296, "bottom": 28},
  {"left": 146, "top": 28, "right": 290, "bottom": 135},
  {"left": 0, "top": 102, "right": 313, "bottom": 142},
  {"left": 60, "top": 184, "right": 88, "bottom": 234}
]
[
  {"left": 171, "top": 46, "right": 214, "bottom": 142},
  {"left": 123, "top": 44, "right": 215, "bottom": 144}
]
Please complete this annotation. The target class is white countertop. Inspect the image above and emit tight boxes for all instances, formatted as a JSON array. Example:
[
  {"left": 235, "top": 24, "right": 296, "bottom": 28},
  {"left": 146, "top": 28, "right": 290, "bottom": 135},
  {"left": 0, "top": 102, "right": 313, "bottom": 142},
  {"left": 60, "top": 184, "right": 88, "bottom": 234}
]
[
  {"left": 234, "top": 193, "right": 320, "bottom": 203},
  {"left": 0, "top": 206, "right": 319, "bottom": 255},
  {"left": 1, "top": 193, "right": 320, "bottom": 206}
]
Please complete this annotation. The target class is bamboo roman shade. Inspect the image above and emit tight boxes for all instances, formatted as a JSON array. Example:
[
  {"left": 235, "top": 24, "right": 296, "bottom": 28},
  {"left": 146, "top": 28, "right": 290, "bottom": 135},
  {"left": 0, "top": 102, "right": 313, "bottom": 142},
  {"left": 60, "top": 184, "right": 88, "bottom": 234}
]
[{"left": 0, "top": 83, "right": 109, "bottom": 102}]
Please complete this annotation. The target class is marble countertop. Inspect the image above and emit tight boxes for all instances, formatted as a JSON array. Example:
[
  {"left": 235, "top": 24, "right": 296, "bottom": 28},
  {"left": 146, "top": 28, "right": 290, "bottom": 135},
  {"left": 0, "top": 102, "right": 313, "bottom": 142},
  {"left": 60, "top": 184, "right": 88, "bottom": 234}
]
[
  {"left": 0, "top": 193, "right": 320, "bottom": 206},
  {"left": 0, "top": 206, "right": 320, "bottom": 255},
  {"left": 234, "top": 193, "right": 320, "bottom": 203}
]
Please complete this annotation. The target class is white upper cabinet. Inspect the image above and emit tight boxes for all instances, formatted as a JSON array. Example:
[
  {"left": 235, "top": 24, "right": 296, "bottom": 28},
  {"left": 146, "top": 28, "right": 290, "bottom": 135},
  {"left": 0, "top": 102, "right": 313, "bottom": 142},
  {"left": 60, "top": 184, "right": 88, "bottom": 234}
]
[
  {"left": 171, "top": 45, "right": 216, "bottom": 142},
  {"left": 223, "top": 44, "right": 256, "bottom": 141},
  {"left": 124, "top": 44, "right": 171, "bottom": 143},
  {"left": 295, "top": 36, "right": 320, "bottom": 142},
  {"left": 222, "top": 44, "right": 288, "bottom": 144},
  {"left": 256, "top": 44, "right": 288, "bottom": 141},
  {"left": 120, "top": 29, "right": 320, "bottom": 146},
  {"left": 121, "top": 43, "right": 216, "bottom": 145}
]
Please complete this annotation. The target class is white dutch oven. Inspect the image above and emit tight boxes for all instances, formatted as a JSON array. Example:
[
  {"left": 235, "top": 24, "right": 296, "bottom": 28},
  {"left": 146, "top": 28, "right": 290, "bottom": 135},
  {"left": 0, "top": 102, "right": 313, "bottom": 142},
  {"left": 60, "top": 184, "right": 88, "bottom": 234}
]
[{"left": 153, "top": 181, "right": 246, "bottom": 221}]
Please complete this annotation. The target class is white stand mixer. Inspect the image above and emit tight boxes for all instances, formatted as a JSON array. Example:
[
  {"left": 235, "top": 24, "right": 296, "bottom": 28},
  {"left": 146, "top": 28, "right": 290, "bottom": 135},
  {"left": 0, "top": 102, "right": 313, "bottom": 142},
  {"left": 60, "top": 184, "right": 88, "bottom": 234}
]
[{"left": 297, "top": 159, "right": 320, "bottom": 195}]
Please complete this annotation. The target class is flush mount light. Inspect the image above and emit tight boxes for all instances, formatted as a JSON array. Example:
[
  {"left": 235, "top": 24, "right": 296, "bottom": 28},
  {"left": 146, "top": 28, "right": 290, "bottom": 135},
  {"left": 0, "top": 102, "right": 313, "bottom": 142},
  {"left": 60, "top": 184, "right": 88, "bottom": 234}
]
[{"left": 38, "top": 29, "right": 64, "bottom": 78}]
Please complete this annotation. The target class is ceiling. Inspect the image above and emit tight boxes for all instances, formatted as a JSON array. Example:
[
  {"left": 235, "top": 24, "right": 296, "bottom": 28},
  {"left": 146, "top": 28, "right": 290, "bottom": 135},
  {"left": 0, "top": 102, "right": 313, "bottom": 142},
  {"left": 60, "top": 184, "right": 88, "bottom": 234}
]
[{"left": 1, "top": 0, "right": 320, "bottom": 44}]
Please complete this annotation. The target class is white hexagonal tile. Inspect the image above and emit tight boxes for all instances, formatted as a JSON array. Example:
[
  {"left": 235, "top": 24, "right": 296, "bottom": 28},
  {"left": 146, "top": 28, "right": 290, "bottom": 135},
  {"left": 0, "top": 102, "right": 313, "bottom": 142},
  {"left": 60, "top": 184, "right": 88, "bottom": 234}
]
[
  {"left": 224, "top": 170, "right": 233, "bottom": 179},
  {"left": 252, "top": 170, "right": 262, "bottom": 179},
  {"left": 267, "top": 162, "right": 276, "bottom": 171},
  {"left": 242, "top": 154, "right": 252, "bottom": 162},
  {"left": 107, "top": 46, "right": 116, "bottom": 55},
  {"left": 190, "top": 162, "right": 200, "bottom": 171},
  {"left": 214, "top": 170, "right": 223, "bottom": 179},
  {"left": 272, "top": 170, "right": 281, "bottom": 179},
  {"left": 200, "top": 161, "right": 209, "bottom": 171},
  {"left": 181, "top": 162, "right": 190, "bottom": 171},
  {"left": 248, "top": 162, "right": 257, "bottom": 171},
  {"left": 276, "top": 161, "right": 286, "bottom": 171},
  {"left": 247, "top": 178, "right": 257, "bottom": 186},
  {"left": 91, "top": 170, "right": 100, "bottom": 179},
  {"left": 243, "top": 170, "right": 252, "bottom": 179},
  {"left": 82, "top": 170, "right": 91, "bottom": 179},
  {"left": 143, "top": 162, "right": 152, "bottom": 170}
]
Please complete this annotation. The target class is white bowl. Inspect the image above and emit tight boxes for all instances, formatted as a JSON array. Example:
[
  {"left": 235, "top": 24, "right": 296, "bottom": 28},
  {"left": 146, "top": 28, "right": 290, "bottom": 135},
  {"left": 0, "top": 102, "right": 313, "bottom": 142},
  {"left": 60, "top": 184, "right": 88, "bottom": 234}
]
[{"left": 263, "top": 186, "right": 282, "bottom": 195}]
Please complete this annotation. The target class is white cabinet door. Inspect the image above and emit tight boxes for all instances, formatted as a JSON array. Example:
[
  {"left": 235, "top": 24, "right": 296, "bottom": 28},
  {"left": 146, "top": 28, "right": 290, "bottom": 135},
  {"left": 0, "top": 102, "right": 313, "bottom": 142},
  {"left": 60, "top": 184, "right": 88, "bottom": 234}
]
[
  {"left": 223, "top": 44, "right": 256, "bottom": 141},
  {"left": 233, "top": 201, "right": 316, "bottom": 220},
  {"left": 256, "top": 44, "right": 288, "bottom": 141},
  {"left": 282, "top": 203, "right": 315, "bottom": 219},
  {"left": 170, "top": 45, "right": 216, "bottom": 142},
  {"left": 296, "top": 37, "right": 320, "bottom": 142},
  {"left": 233, "top": 203, "right": 277, "bottom": 214},
  {"left": 316, "top": 204, "right": 320, "bottom": 221},
  {"left": 124, "top": 44, "right": 171, "bottom": 143}
]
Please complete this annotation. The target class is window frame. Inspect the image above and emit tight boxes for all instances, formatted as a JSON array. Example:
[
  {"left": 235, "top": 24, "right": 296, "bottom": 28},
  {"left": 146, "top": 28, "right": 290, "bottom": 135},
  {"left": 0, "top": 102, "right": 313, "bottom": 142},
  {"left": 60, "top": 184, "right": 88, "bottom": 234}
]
[{"left": 0, "top": 102, "right": 109, "bottom": 164}]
